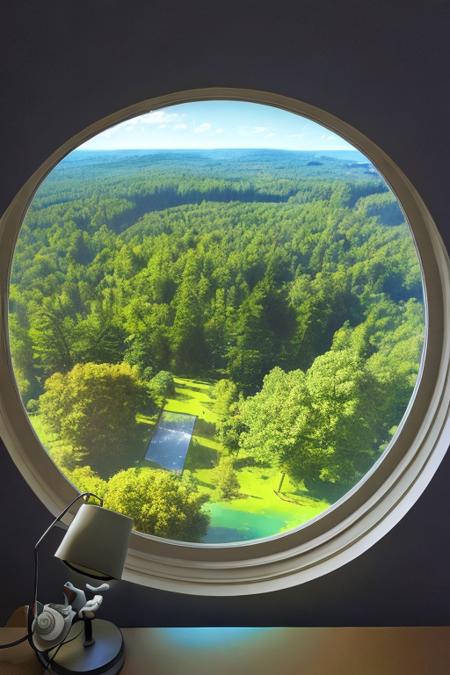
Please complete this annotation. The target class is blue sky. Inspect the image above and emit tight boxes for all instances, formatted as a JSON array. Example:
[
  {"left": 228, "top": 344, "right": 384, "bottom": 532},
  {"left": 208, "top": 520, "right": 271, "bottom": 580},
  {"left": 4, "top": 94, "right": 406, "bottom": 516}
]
[{"left": 81, "top": 100, "right": 354, "bottom": 151}]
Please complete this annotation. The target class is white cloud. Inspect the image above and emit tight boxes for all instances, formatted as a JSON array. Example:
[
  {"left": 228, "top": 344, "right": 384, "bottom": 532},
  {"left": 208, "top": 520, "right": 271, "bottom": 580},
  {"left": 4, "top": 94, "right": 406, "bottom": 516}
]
[
  {"left": 174, "top": 122, "right": 188, "bottom": 130},
  {"left": 238, "top": 125, "right": 272, "bottom": 137},
  {"left": 215, "top": 127, "right": 224, "bottom": 134},
  {"left": 121, "top": 118, "right": 139, "bottom": 129},
  {"left": 140, "top": 110, "right": 181, "bottom": 126},
  {"left": 194, "top": 122, "right": 212, "bottom": 134},
  {"left": 265, "top": 132, "right": 276, "bottom": 138}
]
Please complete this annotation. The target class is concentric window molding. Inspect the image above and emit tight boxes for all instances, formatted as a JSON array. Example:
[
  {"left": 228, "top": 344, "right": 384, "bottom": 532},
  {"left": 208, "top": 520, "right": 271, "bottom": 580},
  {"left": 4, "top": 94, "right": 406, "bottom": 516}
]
[{"left": 1, "top": 88, "right": 449, "bottom": 595}]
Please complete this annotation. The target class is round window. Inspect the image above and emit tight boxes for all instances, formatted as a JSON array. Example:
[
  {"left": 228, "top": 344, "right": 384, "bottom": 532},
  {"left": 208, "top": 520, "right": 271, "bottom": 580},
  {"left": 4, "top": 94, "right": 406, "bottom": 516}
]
[{"left": 1, "top": 89, "right": 449, "bottom": 594}]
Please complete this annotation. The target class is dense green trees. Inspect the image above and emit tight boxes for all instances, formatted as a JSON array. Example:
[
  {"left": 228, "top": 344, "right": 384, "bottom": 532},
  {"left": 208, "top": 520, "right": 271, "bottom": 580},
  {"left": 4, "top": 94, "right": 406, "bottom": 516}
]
[
  {"left": 237, "top": 298, "right": 422, "bottom": 495},
  {"left": 12, "top": 189, "right": 421, "bottom": 401},
  {"left": 11, "top": 153, "right": 421, "bottom": 402},
  {"left": 238, "top": 351, "right": 377, "bottom": 495},
  {"left": 238, "top": 367, "right": 313, "bottom": 492},
  {"left": 171, "top": 251, "right": 206, "bottom": 372},
  {"left": 10, "top": 148, "right": 424, "bottom": 513}
]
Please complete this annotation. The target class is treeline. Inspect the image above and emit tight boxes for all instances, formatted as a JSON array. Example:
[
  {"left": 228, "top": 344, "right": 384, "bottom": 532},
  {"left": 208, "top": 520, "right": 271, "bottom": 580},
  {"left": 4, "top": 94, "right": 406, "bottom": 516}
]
[{"left": 30, "top": 148, "right": 383, "bottom": 209}]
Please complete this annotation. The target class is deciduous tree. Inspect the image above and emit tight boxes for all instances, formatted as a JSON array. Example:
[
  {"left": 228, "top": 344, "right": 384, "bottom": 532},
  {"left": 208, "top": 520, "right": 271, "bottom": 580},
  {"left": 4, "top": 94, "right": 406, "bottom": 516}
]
[
  {"left": 39, "top": 362, "right": 155, "bottom": 475},
  {"left": 103, "top": 468, "right": 209, "bottom": 541}
]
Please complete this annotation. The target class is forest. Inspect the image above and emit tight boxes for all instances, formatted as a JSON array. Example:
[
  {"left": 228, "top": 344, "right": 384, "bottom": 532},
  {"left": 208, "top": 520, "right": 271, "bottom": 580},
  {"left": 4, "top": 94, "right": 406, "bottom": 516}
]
[{"left": 9, "top": 148, "right": 424, "bottom": 543}]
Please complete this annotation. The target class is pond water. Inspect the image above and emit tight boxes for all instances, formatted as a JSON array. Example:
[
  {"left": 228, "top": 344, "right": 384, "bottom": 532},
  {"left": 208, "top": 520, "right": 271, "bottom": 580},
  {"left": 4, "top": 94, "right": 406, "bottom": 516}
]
[
  {"left": 202, "top": 503, "right": 291, "bottom": 543},
  {"left": 145, "top": 411, "right": 196, "bottom": 472}
]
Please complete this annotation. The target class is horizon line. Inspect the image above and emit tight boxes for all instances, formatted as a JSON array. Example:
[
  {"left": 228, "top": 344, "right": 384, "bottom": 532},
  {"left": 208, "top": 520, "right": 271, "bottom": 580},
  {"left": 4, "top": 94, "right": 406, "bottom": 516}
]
[{"left": 75, "top": 147, "right": 361, "bottom": 153}]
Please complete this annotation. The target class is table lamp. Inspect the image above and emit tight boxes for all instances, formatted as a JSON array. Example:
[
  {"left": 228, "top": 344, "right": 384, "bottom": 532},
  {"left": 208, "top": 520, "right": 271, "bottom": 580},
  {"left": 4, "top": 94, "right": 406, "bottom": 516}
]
[{"left": 0, "top": 492, "right": 133, "bottom": 674}]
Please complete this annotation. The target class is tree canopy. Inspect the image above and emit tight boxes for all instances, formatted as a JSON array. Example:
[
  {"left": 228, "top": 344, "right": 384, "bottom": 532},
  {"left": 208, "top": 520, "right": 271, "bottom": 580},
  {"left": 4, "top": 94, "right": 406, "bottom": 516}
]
[
  {"left": 65, "top": 465, "right": 209, "bottom": 541},
  {"left": 39, "top": 362, "right": 155, "bottom": 475}
]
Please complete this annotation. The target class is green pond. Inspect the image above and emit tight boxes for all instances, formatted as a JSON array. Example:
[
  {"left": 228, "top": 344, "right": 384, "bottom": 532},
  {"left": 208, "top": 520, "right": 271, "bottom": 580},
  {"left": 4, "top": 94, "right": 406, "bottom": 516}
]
[{"left": 202, "top": 503, "right": 293, "bottom": 543}]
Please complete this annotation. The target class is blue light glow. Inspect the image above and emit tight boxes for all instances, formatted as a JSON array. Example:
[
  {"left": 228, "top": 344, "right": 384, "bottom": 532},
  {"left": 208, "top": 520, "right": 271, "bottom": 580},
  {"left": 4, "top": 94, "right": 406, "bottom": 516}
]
[{"left": 159, "top": 627, "right": 275, "bottom": 649}]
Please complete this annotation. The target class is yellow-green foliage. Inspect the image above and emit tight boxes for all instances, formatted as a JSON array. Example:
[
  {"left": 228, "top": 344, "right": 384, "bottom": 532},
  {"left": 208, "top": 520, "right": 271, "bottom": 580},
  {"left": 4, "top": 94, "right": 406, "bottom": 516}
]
[
  {"left": 39, "top": 362, "right": 154, "bottom": 476},
  {"left": 102, "top": 468, "right": 208, "bottom": 541},
  {"left": 214, "top": 455, "right": 240, "bottom": 500},
  {"left": 66, "top": 465, "right": 209, "bottom": 542},
  {"left": 65, "top": 465, "right": 107, "bottom": 500}
]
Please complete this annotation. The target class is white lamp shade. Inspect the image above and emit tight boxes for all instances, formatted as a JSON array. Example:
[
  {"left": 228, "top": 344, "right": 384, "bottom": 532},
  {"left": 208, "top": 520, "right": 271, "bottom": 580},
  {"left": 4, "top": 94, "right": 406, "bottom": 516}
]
[{"left": 54, "top": 504, "right": 133, "bottom": 580}]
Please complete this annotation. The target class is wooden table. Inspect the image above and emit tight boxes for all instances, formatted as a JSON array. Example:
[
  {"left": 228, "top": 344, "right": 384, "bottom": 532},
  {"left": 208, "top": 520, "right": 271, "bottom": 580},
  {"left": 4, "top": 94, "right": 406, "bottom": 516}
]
[{"left": 1, "top": 626, "right": 450, "bottom": 675}]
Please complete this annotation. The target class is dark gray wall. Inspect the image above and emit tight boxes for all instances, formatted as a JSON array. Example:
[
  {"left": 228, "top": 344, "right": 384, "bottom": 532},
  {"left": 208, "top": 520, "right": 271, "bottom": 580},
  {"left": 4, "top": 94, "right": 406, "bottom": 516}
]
[{"left": 1, "top": 0, "right": 449, "bottom": 627}]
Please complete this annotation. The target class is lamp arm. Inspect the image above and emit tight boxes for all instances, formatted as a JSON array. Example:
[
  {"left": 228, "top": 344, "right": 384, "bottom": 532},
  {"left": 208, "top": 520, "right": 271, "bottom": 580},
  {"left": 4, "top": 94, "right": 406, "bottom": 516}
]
[{"left": 0, "top": 491, "right": 102, "bottom": 651}]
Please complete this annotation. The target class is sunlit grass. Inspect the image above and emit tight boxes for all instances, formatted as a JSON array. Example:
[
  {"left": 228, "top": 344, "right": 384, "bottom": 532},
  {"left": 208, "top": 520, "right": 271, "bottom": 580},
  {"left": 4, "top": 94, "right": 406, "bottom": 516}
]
[
  {"left": 195, "top": 465, "right": 329, "bottom": 521},
  {"left": 163, "top": 376, "right": 331, "bottom": 534},
  {"left": 164, "top": 377, "right": 219, "bottom": 425}
]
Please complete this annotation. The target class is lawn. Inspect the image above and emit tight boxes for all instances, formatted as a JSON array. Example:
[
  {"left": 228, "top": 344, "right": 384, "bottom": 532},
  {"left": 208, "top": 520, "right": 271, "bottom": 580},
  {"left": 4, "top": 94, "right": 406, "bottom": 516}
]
[
  {"left": 164, "top": 376, "right": 222, "bottom": 469},
  {"left": 165, "top": 377, "right": 219, "bottom": 424}
]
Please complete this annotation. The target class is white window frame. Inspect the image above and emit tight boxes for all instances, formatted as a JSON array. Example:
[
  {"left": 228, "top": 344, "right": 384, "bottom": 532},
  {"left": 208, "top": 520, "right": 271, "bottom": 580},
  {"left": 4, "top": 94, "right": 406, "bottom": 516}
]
[{"left": 1, "top": 88, "right": 449, "bottom": 596}]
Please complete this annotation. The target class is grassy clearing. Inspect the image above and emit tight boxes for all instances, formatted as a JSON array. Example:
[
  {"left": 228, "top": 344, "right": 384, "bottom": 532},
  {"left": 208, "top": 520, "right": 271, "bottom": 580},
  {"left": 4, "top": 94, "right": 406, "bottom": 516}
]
[
  {"left": 165, "top": 377, "right": 218, "bottom": 424},
  {"left": 164, "top": 377, "right": 222, "bottom": 471},
  {"left": 195, "top": 464, "right": 328, "bottom": 521},
  {"left": 163, "top": 376, "right": 331, "bottom": 537}
]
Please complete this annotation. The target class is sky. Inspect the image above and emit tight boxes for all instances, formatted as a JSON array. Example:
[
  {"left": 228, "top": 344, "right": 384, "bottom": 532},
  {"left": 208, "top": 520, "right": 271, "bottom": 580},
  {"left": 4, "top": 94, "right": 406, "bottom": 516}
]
[{"left": 80, "top": 100, "right": 354, "bottom": 152}]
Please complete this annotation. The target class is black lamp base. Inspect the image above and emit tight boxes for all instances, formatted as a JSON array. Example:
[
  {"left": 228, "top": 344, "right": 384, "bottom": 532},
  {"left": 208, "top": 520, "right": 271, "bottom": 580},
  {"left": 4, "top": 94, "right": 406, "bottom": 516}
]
[{"left": 37, "top": 619, "right": 124, "bottom": 674}]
